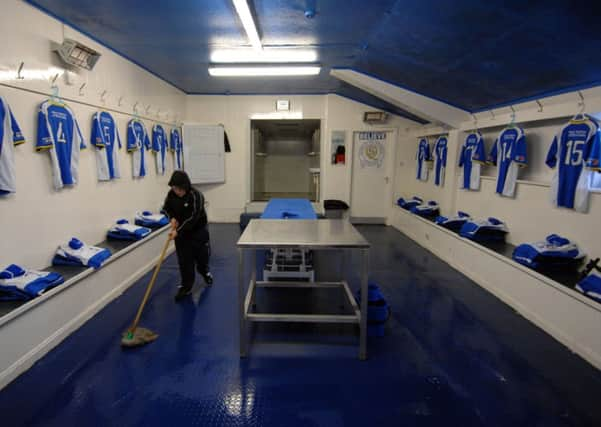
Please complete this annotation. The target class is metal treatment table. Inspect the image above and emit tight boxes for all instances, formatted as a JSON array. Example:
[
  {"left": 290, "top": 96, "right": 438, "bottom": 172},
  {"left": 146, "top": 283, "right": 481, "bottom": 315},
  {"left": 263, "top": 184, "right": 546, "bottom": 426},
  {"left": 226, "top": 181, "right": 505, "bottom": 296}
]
[{"left": 237, "top": 219, "right": 370, "bottom": 359}]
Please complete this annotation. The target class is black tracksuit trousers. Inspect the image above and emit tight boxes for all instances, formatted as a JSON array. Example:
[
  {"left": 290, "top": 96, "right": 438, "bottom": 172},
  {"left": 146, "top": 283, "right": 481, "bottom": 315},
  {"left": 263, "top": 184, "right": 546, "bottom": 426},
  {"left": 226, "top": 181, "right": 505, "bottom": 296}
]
[{"left": 175, "top": 228, "right": 210, "bottom": 291}]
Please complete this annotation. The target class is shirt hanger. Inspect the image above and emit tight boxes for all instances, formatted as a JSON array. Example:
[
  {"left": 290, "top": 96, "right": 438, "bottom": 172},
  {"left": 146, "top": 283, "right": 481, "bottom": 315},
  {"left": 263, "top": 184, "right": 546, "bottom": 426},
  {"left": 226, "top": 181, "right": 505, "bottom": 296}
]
[
  {"left": 49, "top": 84, "right": 64, "bottom": 106},
  {"left": 506, "top": 106, "right": 517, "bottom": 129},
  {"left": 571, "top": 92, "right": 587, "bottom": 122}
]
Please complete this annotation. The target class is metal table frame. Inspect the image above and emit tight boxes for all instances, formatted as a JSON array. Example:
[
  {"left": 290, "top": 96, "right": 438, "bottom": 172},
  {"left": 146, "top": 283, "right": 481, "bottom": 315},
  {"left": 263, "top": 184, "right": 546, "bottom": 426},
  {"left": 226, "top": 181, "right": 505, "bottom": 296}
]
[{"left": 237, "top": 219, "right": 370, "bottom": 360}]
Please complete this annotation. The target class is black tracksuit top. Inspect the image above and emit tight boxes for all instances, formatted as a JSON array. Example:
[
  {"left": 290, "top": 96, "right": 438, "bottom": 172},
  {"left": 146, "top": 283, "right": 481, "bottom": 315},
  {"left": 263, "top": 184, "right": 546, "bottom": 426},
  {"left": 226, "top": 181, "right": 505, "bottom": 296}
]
[{"left": 162, "top": 188, "right": 208, "bottom": 239}]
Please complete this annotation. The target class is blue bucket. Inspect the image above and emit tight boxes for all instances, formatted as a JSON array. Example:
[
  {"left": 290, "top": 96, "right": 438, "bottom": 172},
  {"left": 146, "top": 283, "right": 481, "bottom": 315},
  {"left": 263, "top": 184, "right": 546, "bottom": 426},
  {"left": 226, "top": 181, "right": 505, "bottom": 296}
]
[{"left": 355, "top": 282, "right": 390, "bottom": 337}]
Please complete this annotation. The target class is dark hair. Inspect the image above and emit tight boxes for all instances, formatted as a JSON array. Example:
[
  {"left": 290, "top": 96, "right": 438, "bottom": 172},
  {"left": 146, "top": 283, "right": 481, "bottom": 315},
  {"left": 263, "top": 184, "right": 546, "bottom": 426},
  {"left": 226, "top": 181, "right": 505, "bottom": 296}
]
[{"left": 168, "top": 170, "right": 192, "bottom": 191}]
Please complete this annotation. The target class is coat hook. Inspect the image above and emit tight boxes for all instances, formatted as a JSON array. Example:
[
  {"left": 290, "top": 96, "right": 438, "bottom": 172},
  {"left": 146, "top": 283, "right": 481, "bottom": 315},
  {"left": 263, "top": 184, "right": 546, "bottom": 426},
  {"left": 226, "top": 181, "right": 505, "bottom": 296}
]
[
  {"left": 509, "top": 105, "right": 516, "bottom": 122},
  {"left": 577, "top": 91, "right": 585, "bottom": 113},
  {"left": 156, "top": 107, "right": 161, "bottom": 118},
  {"left": 17, "top": 62, "right": 24, "bottom": 80},
  {"left": 489, "top": 110, "right": 495, "bottom": 120},
  {"left": 535, "top": 99, "right": 543, "bottom": 112},
  {"left": 51, "top": 73, "right": 59, "bottom": 86},
  {"left": 79, "top": 82, "right": 86, "bottom": 96},
  {"left": 100, "top": 90, "right": 107, "bottom": 104},
  {"left": 117, "top": 96, "right": 123, "bottom": 106},
  {"left": 133, "top": 101, "right": 139, "bottom": 113},
  {"left": 145, "top": 105, "right": 151, "bottom": 114}
]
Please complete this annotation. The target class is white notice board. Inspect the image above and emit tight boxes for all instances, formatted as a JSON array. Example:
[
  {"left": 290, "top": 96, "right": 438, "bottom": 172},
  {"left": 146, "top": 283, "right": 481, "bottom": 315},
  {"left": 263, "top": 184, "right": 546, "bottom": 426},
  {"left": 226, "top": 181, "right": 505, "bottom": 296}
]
[{"left": 182, "top": 125, "right": 225, "bottom": 184}]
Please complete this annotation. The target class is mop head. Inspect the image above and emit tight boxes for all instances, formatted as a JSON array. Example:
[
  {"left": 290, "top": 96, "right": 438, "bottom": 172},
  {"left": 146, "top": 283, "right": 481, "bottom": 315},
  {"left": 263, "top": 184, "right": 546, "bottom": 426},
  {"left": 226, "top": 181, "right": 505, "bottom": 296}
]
[{"left": 121, "top": 327, "right": 158, "bottom": 348}]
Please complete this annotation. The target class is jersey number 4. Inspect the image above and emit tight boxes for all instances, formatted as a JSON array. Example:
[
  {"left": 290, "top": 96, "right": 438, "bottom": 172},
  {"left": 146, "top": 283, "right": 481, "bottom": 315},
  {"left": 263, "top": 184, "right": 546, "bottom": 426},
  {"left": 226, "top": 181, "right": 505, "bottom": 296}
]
[
  {"left": 56, "top": 121, "right": 66, "bottom": 144},
  {"left": 564, "top": 140, "right": 585, "bottom": 166},
  {"left": 502, "top": 143, "right": 512, "bottom": 160}
]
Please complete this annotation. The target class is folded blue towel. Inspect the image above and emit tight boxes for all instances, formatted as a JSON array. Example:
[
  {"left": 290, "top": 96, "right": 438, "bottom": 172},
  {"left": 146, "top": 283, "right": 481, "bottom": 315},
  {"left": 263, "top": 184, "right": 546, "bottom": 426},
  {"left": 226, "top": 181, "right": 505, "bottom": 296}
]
[
  {"left": 576, "top": 273, "right": 601, "bottom": 303},
  {"left": 513, "top": 234, "right": 583, "bottom": 269}
]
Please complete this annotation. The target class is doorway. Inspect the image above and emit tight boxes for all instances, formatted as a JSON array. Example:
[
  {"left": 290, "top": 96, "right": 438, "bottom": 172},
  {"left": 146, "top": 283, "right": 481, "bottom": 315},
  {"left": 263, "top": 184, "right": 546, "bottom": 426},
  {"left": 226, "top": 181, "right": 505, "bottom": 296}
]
[{"left": 251, "top": 119, "right": 321, "bottom": 202}]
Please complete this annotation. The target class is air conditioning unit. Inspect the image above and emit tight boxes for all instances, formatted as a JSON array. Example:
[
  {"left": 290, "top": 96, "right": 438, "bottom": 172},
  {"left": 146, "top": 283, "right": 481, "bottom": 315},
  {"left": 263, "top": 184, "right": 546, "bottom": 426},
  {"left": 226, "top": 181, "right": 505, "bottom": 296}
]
[
  {"left": 363, "top": 111, "right": 388, "bottom": 124},
  {"left": 56, "top": 38, "right": 101, "bottom": 71}
]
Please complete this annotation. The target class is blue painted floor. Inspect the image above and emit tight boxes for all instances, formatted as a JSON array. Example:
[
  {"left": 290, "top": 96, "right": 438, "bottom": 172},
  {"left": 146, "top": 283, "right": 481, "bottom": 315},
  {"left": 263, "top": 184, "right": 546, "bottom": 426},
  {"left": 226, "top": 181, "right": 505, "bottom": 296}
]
[{"left": 1, "top": 224, "right": 600, "bottom": 427}]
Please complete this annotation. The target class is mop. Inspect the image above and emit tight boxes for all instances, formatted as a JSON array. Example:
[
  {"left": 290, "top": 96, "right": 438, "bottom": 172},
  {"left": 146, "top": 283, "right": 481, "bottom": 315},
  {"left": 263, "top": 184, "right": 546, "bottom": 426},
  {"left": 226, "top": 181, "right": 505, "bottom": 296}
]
[{"left": 121, "top": 235, "right": 171, "bottom": 348}]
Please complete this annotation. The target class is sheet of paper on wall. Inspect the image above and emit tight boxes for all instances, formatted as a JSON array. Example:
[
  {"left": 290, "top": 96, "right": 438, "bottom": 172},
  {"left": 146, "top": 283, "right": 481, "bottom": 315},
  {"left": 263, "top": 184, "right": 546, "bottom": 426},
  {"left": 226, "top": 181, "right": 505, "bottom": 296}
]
[{"left": 182, "top": 125, "right": 225, "bottom": 184}]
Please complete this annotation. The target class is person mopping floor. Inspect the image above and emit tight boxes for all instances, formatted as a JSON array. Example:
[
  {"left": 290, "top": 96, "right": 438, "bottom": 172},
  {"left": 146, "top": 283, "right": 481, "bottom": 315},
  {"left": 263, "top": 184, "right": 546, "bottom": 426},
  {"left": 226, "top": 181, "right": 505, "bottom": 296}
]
[{"left": 162, "top": 170, "right": 213, "bottom": 301}]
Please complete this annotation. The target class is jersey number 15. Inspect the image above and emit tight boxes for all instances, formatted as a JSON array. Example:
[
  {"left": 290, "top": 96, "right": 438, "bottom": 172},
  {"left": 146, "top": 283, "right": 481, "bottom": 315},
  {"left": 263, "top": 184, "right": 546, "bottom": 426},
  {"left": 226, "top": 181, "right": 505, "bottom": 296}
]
[{"left": 564, "top": 140, "right": 585, "bottom": 166}]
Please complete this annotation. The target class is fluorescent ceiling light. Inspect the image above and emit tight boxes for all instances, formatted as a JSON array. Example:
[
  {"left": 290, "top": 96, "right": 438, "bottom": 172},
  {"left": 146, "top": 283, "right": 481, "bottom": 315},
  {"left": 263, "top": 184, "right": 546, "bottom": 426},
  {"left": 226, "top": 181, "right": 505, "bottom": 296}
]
[
  {"left": 209, "top": 66, "right": 321, "bottom": 77},
  {"left": 211, "top": 49, "right": 317, "bottom": 63},
  {"left": 251, "top": 112, "right": 304, "bottom": 119},
  {"left": 232, "top": 0, "right": 262, "bottom": 49}
]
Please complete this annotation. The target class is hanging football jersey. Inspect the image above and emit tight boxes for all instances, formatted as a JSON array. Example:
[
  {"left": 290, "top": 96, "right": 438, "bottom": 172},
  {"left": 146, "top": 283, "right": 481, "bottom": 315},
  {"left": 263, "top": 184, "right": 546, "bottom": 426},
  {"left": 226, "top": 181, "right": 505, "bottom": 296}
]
[
  {"left": 0, "top": 96, "right": 26, "bottom": 195},
  {"left": 36, "top": 100, "right": 86, "bottom": 190},
  {"left": 432, "top": 136, "right": 448, "bottom": 186},
  {"left": 127, "top": 119, "right": 151, "bottom": 178},
  {"left": 170, "top": 128, "right": 183, "bottom": 170},
  {"left": 545, "top": 116, "right": 600, "bottom": 212},
  {"left": 458, "top": 132, "right": 486, "bottom": 190},
  {"left": 487, "top": 127, "right": 527, "bottom": 197},
  {"left": 91, "top": 111, "right": 121, "bottom": 181},
  {"left": 416, "top": 138, "right": 431, "bottom": 181},
  {"left": 152, "top": 124, "right": 168, "bottom": 175}
]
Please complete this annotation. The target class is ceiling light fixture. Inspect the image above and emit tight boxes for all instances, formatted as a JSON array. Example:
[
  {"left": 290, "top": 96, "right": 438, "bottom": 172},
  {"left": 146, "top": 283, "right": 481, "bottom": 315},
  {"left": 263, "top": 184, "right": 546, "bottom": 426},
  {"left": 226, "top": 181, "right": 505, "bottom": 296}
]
[
  {"left": 211, "top": 49, "right": 317, "bottom": 63},
  {"left": 209, "top": 65, "right": 321, "bottom": 77},
  {"left": 251, "top": 112, "right": 304, "bottom": 120},
  {"left": 232, "top": 0, "right": 262, "bottom": 50}
]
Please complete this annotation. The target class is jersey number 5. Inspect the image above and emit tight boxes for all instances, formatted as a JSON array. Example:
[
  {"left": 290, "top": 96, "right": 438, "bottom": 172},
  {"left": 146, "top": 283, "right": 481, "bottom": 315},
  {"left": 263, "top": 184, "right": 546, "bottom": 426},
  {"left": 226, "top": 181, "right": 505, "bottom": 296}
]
[{"left": 103, "top": 126, "right": 111, "bottom": 145}]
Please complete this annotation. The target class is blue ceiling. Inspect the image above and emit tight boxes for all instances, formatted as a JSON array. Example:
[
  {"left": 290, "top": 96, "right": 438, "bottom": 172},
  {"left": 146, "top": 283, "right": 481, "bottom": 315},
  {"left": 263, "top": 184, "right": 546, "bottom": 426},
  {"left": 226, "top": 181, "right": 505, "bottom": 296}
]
[{"left": 26, "top": 0, "right": 601, "bottom": 120}]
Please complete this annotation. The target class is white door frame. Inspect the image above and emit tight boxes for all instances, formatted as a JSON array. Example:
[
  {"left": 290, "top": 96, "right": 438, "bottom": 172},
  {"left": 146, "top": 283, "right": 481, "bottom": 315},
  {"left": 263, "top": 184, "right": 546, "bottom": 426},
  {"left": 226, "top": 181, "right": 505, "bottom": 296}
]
[{"left": 349, "top": 128, "right": 398, "bottom": 223}]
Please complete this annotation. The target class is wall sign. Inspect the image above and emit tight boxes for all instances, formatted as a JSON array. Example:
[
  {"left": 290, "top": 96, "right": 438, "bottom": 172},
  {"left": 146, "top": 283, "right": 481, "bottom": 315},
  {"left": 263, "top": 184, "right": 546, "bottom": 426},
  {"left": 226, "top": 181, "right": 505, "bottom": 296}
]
[
  {"left": 358, "top": 131, "right": 386, "bottom": 168},
  {"left": 276, "top": 99, "right": 290, "bottom": 111}
]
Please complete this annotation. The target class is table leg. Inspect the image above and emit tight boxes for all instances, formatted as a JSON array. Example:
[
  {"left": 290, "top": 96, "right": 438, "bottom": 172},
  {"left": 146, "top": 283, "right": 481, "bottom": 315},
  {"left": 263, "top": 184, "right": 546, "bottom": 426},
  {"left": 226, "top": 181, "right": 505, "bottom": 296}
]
[
  {"left": 359, "top": 248, "right": 369, "bottom": 360},
  {"left": 250, "top": 249, "right": 257, "bottom": 307},
  {"left": 239, "top": 248, "right": 247, "bottom": 357},
  {"left": 340, "top": 248, "right": 347, "bottom": 280}
]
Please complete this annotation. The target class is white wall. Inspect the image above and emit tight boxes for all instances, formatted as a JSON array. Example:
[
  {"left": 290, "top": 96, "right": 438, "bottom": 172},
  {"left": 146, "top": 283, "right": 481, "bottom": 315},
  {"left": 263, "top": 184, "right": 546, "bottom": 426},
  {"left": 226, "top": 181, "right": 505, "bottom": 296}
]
[
  {"left": 185, "top": 94, "right": 417, "bottom": 221},
  {"left": 394, "top": 112, "right": 601, "bottom": 256},
  {"left": 263, "top": 155, "right": 312, "bottom": 194},
  {"left": 0, "top": 0, "right": 186, "bottom": 269},
  {"left": 262, "top": 137, "right": 312, "bottom": 194}
]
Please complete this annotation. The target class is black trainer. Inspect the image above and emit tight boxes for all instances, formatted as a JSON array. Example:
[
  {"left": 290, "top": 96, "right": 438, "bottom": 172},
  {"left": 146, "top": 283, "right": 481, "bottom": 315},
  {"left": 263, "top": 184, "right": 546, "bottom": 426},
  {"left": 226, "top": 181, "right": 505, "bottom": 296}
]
[
  {"left": 174, "top": 286, "right": 192, "bottom": 302},
  {"left": 201, "top": 272, "right": 213, "bottom": 286}
]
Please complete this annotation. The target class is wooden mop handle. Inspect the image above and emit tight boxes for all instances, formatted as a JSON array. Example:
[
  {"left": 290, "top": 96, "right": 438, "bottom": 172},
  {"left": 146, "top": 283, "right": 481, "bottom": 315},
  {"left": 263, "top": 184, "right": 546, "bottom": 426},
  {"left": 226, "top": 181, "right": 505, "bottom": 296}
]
[{"left": 130, "top": 235, "right": 171, "bottom": 332}]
